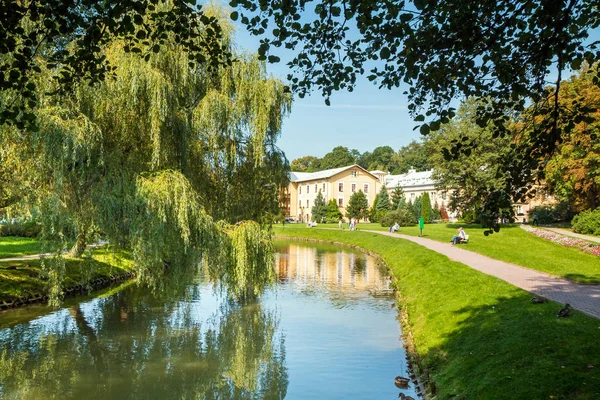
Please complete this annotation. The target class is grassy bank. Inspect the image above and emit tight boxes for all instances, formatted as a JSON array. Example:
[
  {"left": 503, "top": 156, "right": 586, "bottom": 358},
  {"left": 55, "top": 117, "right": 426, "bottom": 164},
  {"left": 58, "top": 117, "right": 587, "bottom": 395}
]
[
  {"left": 275, "top": 226, "right": 600, "bottom": 399},
  {"left": 0, "top": 247, "right": 134, "bottom": 302},
  {"left": 0, "top": 236, "right": 41, "bottom": 259},
  {"left": 302, "top": 222, "right": 600, "bottom": 284}
]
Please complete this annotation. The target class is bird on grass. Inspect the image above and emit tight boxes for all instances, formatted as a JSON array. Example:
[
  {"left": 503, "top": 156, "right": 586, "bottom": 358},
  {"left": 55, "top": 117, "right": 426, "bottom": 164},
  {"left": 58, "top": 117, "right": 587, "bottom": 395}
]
[
  {"left": 394, "top": 376, "right": 410, "bottom": 389},
  {"left": 531, "top": 296, "right": 548, "bottom": 304},
  {"left": 557, "top": 303, "right": 572, "bottom": 318},
  {"left": 399, "top": 394, "right": 415, "bottom": 400}
]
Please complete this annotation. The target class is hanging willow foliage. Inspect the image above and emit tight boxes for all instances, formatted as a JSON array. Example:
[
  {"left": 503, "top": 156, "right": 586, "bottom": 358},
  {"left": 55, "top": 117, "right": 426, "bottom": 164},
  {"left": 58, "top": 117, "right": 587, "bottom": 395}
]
[
  {"left": 1, "top": 4, "right": 292, "bottom": 304},
  {"left": 205, "top": 221, "right": 276, "bottom": 303}
]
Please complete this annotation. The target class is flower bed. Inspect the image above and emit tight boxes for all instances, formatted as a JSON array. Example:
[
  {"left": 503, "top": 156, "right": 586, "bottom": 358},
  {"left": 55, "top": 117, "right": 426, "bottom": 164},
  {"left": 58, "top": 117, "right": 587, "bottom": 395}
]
[{"left": 520, "top": 225, "right": 600, "bottom": 257}]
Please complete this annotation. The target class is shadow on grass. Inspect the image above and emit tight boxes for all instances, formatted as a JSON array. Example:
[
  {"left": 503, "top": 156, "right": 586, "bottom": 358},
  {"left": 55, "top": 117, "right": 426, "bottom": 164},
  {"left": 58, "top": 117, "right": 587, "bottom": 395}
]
[{"left": 428, "top": 294, "right": 600, "bottom": 399}]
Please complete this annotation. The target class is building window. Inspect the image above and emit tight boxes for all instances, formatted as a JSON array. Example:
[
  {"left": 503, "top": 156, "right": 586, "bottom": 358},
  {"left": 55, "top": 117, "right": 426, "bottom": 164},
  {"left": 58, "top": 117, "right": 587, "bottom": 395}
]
[
  {"left": 306, "top": 184, "right": 309, "bottom": 194},
  {"left": 364, "top": 183, "right": 369, "bottom": 193},
  {"left": 351, "top": 183, "right": 356, "bottom": 193},
  {"left": 299, "top": 186, "right": 301, "bottom": 194},
  {"left": 411, "top": 193, "right": 415, "bottom": 200},
  {"left": 299, "top": 200, "right": 302, "bottom": 208},
  {"left": 315, "top": 183, "right": 318, "bottom": 192},
  {"left": 322, "top": 182, "right": 326, "bottom": 192},
  {"left": 351, "top": 170, "right": 357, "bottom": 177},
  {"left": 517, "top": 205, "right": 523, "bottom": 215},
  {"left": 338, "top": 198, "right": 343, "bottom": 207},
  {"left": 307, "top": 199, "right": 310, "bottom": 208},
  {"left": 338, "top": 182, "right": 344, "bottom": 192}
]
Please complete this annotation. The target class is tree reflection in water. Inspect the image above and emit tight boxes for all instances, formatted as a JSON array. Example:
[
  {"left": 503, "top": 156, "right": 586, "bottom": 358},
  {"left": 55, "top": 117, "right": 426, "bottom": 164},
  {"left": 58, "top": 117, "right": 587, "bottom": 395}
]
[{"left": 0, "top": 282, "right": 287, "bottom": 399}]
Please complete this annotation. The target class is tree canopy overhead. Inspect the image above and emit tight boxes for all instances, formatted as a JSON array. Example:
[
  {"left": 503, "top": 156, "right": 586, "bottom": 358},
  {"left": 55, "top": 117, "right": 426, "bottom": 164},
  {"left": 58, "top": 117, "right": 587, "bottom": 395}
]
[
  {"left": 0, "top": 0, "right": 236, "bottom": 129},
  {"left": 232, "top": 0, "right": 600, "bottom": 128}
]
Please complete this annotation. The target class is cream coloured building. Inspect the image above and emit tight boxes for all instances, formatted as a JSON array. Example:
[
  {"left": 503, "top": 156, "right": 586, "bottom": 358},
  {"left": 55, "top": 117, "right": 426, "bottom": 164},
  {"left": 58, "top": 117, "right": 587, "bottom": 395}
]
[
  {"left": 287, "top": 164, "right": 381, "bottom": 222},
  {"left": 286, "top": 164, "right": 547, "bottom": 223}
]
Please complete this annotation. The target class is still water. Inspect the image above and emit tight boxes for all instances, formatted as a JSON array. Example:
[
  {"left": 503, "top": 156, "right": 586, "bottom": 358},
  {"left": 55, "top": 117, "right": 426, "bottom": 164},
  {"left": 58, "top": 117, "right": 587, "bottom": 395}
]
[{"left": 0, "top": 241, "right": 417, "bottom": 399}]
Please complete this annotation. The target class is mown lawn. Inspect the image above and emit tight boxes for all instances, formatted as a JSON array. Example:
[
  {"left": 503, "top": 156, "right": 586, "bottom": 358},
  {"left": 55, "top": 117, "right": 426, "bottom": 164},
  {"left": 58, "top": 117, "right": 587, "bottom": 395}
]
[
  {"left": 299, "top": 222, "right": 600, "bottom": 284},
  {"left": 0, "top": 236, "right": 41, "bottom": 258},
  {"left": 0, "top": 248, "right": 134, "bottom": 302},
  {"left": 274, "top": 226, "right": 600, "bottom": 399}
]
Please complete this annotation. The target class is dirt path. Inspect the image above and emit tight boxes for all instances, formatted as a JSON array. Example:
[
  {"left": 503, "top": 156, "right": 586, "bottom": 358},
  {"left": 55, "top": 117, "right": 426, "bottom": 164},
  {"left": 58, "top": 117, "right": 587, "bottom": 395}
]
[{"left": 367, "top": 230, "right": 600, "bottom": 320}]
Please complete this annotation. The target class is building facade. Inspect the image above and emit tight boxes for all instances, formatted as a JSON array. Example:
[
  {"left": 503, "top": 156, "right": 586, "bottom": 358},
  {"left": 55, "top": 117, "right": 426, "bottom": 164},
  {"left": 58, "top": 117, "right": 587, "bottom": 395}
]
[
  {"left": 287, "top": 165, "right": 549, "bottom": 223},
  {"left": 287, "top": 165, "right": 380, "bottom": 222},
  {"left": 384, "top": 168, "right": 450, "bottom": 206}
]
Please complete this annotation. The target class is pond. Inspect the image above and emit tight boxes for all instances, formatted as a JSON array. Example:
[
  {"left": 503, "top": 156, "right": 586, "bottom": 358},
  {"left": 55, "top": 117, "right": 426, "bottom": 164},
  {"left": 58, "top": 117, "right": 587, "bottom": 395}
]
[{"left": 0, "top": 241, "right": 418, "bottom": 399}]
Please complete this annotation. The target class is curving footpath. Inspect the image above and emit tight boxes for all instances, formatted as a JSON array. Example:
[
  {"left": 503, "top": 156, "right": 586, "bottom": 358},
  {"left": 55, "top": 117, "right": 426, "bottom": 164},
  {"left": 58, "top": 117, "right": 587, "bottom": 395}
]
[{"left": 367, "top": 230, "right": 600, "bottom": 320}]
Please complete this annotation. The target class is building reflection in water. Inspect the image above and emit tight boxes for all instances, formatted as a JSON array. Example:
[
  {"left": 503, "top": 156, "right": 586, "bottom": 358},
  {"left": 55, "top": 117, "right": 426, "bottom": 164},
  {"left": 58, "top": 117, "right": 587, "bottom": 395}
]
[{"left": 275, "top": 243, "right": 391, "bottom": 292}]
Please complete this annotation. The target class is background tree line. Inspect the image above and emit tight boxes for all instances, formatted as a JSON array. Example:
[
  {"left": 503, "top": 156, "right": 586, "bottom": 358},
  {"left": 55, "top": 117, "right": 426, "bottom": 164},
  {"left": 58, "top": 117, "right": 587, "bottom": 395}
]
[
  {"left": 300, "top": 63, "right": 600, "bottom": 230},
  {"left": 291, "top": 141, "right": 431, "bottom": 174}
]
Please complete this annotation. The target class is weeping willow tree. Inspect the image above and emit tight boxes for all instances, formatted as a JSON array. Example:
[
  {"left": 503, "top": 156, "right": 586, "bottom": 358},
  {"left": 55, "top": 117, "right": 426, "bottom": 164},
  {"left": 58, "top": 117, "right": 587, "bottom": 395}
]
[{"left": 1, "top": 4, "right": 291, "bottom": 305}]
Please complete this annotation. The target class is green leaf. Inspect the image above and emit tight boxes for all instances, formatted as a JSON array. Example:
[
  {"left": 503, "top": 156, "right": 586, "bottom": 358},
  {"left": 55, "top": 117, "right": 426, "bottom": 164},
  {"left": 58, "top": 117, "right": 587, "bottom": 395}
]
[
  {"left": 419, "top": 124, "right": 430, "bottom": 135},
  {"left": 230, "top": 11, "right": 239, "bottom": 21},
  {"left": 380, "top": 47, "right": 391, "bottom": 59}
]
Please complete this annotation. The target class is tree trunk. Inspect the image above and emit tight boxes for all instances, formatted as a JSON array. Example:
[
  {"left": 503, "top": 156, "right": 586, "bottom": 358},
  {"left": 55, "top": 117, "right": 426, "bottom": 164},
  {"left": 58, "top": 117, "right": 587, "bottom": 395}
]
[{"left": 69, "top": 223, "right": 88, "bottom": 258}]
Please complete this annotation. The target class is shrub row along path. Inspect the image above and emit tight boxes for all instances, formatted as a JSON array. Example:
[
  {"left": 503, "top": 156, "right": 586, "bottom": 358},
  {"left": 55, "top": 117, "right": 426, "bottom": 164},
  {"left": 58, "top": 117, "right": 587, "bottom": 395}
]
[
  {"left": 367, "top": 230, "right": 600, "bottom": 320},
  {"left": 540, "top": 227, "right": 600, "bottom": 244}
]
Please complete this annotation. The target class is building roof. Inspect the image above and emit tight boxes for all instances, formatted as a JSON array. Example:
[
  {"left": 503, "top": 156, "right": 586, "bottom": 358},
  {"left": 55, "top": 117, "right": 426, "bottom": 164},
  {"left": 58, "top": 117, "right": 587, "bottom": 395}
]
[
  {"left": 289, "top": 164, "right": 378, "bottom": 183},
  {"left": 369, "top": 169, "right": 388, "bottom": 175},
  {"left": 385, "top": 169, "right": 436, "bottom": 188}
]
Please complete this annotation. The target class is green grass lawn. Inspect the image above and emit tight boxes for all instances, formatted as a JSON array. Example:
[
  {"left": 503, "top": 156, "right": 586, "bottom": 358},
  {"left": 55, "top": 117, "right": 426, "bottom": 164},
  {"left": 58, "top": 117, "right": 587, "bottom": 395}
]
[
  {"left": 274, "top": 226, "right": 600, "bottom": 399},
  {"left": 0, "top": 236, "right": 41, "bottom": 258},
  {"left": 297, "top": 221, "right": 600, "bottom": 284},
  {"left": 0, "top": 248, "right": 134, "bottom": 302}
]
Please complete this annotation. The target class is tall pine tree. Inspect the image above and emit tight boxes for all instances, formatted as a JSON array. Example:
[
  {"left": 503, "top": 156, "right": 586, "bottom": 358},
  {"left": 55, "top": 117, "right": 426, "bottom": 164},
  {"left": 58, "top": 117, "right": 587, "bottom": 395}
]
[
  {"left": 346, "top": 190, "right": 370, "bottom": 220},
  {"left": 390, "top": 186, "right": 405, "bottom": 210},
  {"left": 421, "top": 192, "right": 432, "bottom": 223},
  {"left": 375, "top": 185, "right": 391, "bottom": 212},
  {"left": 311, "top": 190, "right": 326, "bottom": 222},
  {"left": 413, "top": 196, "right": 423, "bottom": 220}
]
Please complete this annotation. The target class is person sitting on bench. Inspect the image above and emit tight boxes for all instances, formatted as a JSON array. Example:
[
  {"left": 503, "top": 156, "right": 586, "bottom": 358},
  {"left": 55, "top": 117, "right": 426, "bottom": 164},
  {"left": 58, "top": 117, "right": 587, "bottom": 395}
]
[{"left": 451, "top": 227, "right": 467, "bottom": 244}]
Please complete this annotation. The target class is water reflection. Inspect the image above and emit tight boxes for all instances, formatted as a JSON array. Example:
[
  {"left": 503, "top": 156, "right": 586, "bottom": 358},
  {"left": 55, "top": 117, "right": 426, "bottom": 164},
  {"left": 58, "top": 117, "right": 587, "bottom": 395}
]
[
  {"left": 0, "top": 241, "right": 416, "bottom": 399},
  {"left": 0, "top": 286, "right": 287, "bottom": 399},
  {"left": 276, "top": 242, "right": 389, "bottom": 290}
]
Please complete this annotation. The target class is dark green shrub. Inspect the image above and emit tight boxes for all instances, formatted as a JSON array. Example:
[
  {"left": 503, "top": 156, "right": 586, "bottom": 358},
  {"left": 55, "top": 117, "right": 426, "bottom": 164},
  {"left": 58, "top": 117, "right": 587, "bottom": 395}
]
[
  {"left": 572, "top": 208, "right": 600, "bottom": 236},
  {"left": 528, "top": 206, "right": 555, "bottom": 224},
  {"left": 0, "top": 220, "right": 42, "bottom": 238},
  {"left": 460, "top": 209, "right": 481, "bottom": 224},
  {"left": 528, "top": 201, "right": 575, "bottom": 224},
  {"left": 380, "top": 209, "right": 416, "bottom": 227}
]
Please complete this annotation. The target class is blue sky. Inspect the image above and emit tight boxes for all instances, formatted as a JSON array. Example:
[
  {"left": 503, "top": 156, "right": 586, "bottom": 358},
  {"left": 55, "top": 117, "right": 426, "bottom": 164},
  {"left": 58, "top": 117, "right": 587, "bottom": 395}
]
[
  {"left": 231, "top": 9, "right": 600, "bottom": 162},
  {"left": 233, "top": 27, "right": 423, "bottom": 162}
]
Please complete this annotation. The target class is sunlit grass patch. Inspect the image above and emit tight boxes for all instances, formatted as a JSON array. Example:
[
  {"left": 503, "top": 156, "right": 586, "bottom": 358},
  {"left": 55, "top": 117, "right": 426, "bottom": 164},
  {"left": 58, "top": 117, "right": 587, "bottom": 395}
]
[
  {"left": 0, "top": 236, "right": 41, "bottom": 258},
  {"left": 274, "top": 227, "right": 600, "bottom": 399}
]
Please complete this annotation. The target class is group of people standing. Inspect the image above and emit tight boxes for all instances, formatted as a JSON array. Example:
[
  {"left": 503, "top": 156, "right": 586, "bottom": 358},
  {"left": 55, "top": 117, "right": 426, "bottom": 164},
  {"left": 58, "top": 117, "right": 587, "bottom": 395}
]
[{"left": 338, "top": 218, "right": 359, "bottom": 230}]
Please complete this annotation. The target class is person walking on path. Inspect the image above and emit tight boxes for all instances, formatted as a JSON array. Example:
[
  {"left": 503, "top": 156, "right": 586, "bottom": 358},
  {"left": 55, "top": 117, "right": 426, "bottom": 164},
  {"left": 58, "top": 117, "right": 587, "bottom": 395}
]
[{"left": 338, "top": 219, "right": 343, "bottom": 230}]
